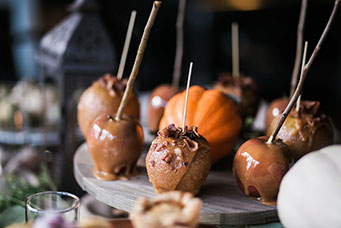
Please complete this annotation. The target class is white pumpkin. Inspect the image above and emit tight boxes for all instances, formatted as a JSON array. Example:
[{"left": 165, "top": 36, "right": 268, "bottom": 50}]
[{"left": 277, "top": 145, "right": 341, "bottom": 228}]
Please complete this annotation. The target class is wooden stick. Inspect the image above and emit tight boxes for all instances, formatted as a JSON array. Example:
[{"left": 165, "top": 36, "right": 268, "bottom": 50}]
[
  {"left": 232, "top": 22, "right": 240, "bottom": 77},
  {"left": 290, "top": 0, "right": 308, "bottom": 97},
  {"left": 117, "top": 11, "right": 137, "bottom": 80},
  {"left": 267, "top": 0, "right": 340, "bottom": 144},
  {"left": 296, "top": 41, "right": 308, "bottom": 112},
  {"left": 115, "top": 1, "right": 161, "bottom": 120},
  {"left": 182, "top": 62, "right": 193, "bottom": 131},
  {"left": 172, "top": 0, "right": 186, "bottom": 90}
]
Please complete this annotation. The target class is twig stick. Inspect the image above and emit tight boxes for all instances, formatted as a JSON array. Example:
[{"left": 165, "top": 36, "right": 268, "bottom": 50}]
[
  {"left": 117, "top": 11, "right": 137, "bottom": 79},
  {"left": 115, "top": 1, "right": 161, "bottom": 120},
  {"left": 232, "top": 22, "right": 239, "bottom": 77},
  {"left": 267, "top": 0, "right": 340, "bottom": 144},
  {"left": 182, "top": 62, "right": 193, "bottom": 131},
  {"left": 172, "top": 0, "right": 186, "bottom": 90},
  {"left": 295, "top": 92, "right": 302, "bottom": 113},
  {"left": 290, "top": 0, "right": 307, "bottom": 96},
  {"left": 296, "top": 41, "right": 308, "bottom": 112}
]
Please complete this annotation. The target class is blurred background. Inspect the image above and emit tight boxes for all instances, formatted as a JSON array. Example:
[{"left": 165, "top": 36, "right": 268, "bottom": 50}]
[
  {"left": 0, "top": 0, "right": 340, "bottom": 225},
  {"left": 1, "top": 0, "right": 341, "bottom": 109}
]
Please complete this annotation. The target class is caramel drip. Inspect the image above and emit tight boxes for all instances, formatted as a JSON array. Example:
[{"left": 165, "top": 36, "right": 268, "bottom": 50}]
[{"left": 92, "top": 160, "right": 139, "bottom": 181}]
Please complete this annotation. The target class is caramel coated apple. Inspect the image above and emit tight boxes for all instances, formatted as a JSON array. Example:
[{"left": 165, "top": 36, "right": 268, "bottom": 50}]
[
  {"left": 266, "top": 101, "right": 334, "bottom": 161},
  {"left": 265, "top": 97, "right": 289, "bottom": 131},
  {"left": 233, "top": 136, "right": 293, "bottom": 205},
  {"left": 148, "top": 85, "right": 178, "bottom": 132},
  {"left": 214, "top": 73, "right": 260, "bottom": 118},
  {"left": 146, "top": 124, "right": 211, "bottom": 195},
  {"left": 87, "top": 114, "right": 144, "bottom": 180},
  {"left": 77, "top": 74, "right": 140, "bottom": 138}
]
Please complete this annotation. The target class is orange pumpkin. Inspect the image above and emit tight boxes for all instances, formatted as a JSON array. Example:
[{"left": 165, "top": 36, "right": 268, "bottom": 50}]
[{"left": 159, "top": 85, "right": 242, "bottom": 164}]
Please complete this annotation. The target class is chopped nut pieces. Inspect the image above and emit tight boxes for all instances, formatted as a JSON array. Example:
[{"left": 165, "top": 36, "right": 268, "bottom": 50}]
[
  {"left": 98, "top": 74, "right": 128, "bottom": 96},
  {"left": 146, "top": 124, "right": 210, "bottom": 195}
]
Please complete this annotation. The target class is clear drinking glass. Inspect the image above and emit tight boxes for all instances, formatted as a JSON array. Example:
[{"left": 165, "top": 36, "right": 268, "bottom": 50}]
[{"left": 25, "top": 191, "right": 80, "bottom": 223}]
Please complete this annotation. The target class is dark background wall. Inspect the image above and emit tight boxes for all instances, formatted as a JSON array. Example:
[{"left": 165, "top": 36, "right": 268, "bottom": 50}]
[
  {"left": 100, "top": 0, "right": 341, "bottom": 130},
  {"left": 100, "top": 0, "right": 341, "bottom": 115},
  {"left": 1, "top": 0, "right": 341, "bottom": 126}
]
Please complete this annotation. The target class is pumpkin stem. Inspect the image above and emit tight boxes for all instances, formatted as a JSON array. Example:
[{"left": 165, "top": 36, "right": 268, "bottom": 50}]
[
  {"left": 115, "top": 1, "right": 161, "bottom": 121},
  {"left": 290, "top": 0, "right": 307, "bottom": 97},
  {"left": 267, "top": 0, "right": 340, "bottom": 144},
  {"left": 295, "top": 41, "right": 308, "bottom": 112},
  {"left": 232, "top": 22, "right": 239, "bottom": 77},
  {"left": 172, "top": 0, "right": 186, "bottom": 90},
  {"left": 117, "top": 10, "right": 137, "bottom": 80},
  {"left": 182, "top": 62, "right": 193, "bottom": 131}
]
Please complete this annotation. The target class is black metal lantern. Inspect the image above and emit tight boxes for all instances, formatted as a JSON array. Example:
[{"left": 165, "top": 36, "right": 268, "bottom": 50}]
[{"left": 38, "top": 0, "right": 116, "bottom": 191}]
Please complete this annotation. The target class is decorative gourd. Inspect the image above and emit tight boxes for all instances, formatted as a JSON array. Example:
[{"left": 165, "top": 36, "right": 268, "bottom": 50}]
[
  {"left": 277, "top": 145, "right": 341, "bottom": 228},
  {"left": 159, "top": 85, "right": 242, "bottom": 163}
]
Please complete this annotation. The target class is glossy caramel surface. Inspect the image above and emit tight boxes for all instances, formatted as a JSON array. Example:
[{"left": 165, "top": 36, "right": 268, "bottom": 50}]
[
  {"left": 77, "top": 74, "right": 140, "bottom": 137},
  {"left": 265, "top": 97, "right": 289, "bottom": 131},
  {"left": 148, "top": 84, "right": 178, "bottom": 132},
  {"left": 233, "top": 136, "right": 292, "bottom": 205},
  {"left": 87, "top": 115, "right": 144, "bottom": 181}
]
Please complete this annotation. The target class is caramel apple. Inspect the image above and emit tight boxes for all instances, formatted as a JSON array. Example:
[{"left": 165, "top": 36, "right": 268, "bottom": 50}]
[
  {"left": 146, "top": 124, "right": 211, "bottom": 195},
  {"left": 148, "top": 85, "right": 178, "bottom": 132},
  {"left": 130, "top": 191, "right": 202, "bottom": 228},
  {"left": 87, "top": 114, "right": 144, "bottom": 180},
  {"left": 77, "top": 74, "right": 140, "bottom": 138},
  {"left": 266, "top": 100, "right": 334, "bottom": 161},
  {"left": 86, "top": 0, "right": 160, "bottom": 180},
  {"left": 214, "top": 73, "right": 260, "bottom": 118},
  {"left": 233, "top": 136, "right": 293, "bottom": 205},
  {"left": 265, "top": 97, "right": 289, "bottom": 131},
  {"left": 243, "top": 0, "right": 339, "bottom": 206}
]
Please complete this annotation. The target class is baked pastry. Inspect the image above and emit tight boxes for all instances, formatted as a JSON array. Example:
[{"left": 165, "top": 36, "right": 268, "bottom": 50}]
[
  {"left": 146, "top": 124, "right": 210, "bottom": 195},
  {"left": 77, "top": 74, "right": 140, "bottom": 138},
  {"left": 129, "top": 191, "right": 202, "bottom": 228}
]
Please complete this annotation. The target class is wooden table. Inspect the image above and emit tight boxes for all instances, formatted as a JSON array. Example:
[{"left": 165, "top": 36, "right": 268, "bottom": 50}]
[{"left": 74, "top": 143, "right": 278, "bottom": 226}]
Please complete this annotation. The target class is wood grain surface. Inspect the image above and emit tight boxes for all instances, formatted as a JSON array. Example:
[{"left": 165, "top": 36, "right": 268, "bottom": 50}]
[{"left": 74, "top": 143, "right": 278, "bottom": 226}]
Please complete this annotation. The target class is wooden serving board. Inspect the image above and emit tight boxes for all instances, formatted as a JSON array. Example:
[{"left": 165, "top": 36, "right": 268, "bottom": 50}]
[{"left": 74, "top": 143, "right": 278, "bottom": 226}]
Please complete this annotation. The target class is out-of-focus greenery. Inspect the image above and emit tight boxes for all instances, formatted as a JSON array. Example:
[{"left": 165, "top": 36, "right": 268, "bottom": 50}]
[
  {"left": 240, "top": 116, "right": 264, "bottom": 139},
  {"left": 0, "top": 163, "right": 57, "bottom": 215},
  {"left": 0, "top": 205, "right": 25, "bottom": 227}
]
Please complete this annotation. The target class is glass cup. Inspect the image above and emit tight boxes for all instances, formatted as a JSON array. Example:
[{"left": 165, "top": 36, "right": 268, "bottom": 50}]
[{"left": 25, "top": 191, "right": 80, "bottom": 223}]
